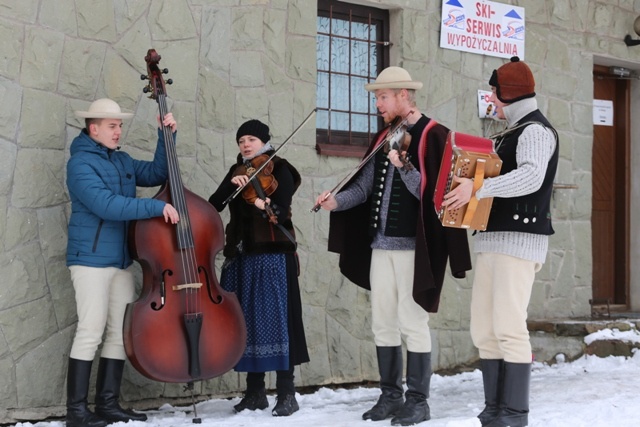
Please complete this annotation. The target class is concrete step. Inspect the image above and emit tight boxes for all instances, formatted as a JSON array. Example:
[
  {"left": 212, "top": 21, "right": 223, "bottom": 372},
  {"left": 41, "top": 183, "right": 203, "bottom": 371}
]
[{"left": 528, "top": 318, "right": 640, "bottom": 364}]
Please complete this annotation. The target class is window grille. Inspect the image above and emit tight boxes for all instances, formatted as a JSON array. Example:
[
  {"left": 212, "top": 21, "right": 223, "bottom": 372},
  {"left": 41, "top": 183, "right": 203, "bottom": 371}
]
[{"left": 316, "top": 0, "right": 390, "bottom": 157}]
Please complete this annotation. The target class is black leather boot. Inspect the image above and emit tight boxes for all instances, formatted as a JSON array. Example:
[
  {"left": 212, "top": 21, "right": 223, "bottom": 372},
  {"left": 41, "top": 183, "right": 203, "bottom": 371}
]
[
  {"left": 272, "top": 367, "right": 299, "bottom": 416},
  {"left": 65, "top": 358, "right": 108, "bottom": 427},
  {"left": 478, "top": 359, "right": 504, "bottom": 426},
  {"left": 485, "top": 362, "right": 531, "bottom": 427},
  {"left": 363, "top": 346, "right": 404, "bottom": 421},
  {"left": 234, "top": 372, "right": 269, "bottom": 412},
  {"left": 391, "top": 351, "right": 431, "bottom": 426},
  {"left": 94, "top": 358, "right": 148, "bottom": 423}
]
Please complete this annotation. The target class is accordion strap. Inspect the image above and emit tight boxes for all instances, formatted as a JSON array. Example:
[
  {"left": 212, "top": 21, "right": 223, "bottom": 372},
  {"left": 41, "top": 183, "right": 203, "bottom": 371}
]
[{"left": 461, "top": 158, "right": 487, "bottom": 228}]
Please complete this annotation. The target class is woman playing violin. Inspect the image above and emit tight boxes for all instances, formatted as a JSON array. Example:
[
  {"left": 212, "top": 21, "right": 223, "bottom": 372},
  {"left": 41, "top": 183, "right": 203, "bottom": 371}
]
[{"left": 208, "top": 119, "right": 309, "bottom": 417}]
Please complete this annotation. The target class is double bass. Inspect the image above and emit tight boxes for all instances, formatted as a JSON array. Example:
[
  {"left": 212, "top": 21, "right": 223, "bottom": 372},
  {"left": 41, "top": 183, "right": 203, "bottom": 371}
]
[{"left": 123, "top": 49, "right": 246, "bottom": 384}]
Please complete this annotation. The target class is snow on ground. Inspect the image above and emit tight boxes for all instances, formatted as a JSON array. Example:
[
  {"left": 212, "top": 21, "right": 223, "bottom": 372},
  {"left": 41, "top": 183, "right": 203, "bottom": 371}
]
[{"left": 15, "top": 345, "right": 640, "bottom": 427}]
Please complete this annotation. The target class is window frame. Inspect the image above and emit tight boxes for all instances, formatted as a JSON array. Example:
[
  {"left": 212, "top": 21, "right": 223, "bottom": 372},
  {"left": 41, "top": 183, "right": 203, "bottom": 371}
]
[{"left": 316, "top": 0, "right": 390, "bottom": 158}]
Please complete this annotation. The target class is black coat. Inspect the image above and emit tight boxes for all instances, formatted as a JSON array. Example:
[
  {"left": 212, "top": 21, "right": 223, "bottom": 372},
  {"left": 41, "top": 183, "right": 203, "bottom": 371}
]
[{"left": 209, "top": 152, "right": 300, "bottom": 257}]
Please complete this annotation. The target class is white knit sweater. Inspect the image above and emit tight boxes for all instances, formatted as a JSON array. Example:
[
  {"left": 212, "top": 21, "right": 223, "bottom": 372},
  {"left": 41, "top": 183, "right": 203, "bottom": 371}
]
[{"left": 473, "top": 98, "right": 557, "bottom": 264}]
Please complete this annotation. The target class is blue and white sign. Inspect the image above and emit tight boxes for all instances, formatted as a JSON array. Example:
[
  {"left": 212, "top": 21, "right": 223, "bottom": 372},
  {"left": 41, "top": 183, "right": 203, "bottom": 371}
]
[{"left": 440, "top": 0, "right": 526, "bottom": 59}]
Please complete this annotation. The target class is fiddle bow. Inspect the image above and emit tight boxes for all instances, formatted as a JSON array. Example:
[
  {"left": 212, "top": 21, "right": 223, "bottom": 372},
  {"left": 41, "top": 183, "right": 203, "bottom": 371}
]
[{"left": 310, "top": 111, "right": 414, "bottom": 212}]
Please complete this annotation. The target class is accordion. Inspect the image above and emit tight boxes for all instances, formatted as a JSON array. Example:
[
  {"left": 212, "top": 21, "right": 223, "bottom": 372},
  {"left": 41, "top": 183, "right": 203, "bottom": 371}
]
[{"left": 433, "top": 131, "right": 502, "bottom": 231}]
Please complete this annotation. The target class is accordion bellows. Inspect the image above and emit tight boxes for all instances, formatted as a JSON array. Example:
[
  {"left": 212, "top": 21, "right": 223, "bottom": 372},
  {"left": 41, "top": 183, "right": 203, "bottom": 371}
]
[{"left": 433, "top": 132, "right": 502, "bottom": 231}]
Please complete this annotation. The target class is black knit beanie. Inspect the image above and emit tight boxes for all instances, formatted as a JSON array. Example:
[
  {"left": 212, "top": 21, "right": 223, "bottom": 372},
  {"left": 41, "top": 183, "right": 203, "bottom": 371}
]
[
  {"left": 489, "top": 56, "right": 536, "bottom": 103},
  {"left": 236, "top": 119, "right": 270, "bottom": 144}
]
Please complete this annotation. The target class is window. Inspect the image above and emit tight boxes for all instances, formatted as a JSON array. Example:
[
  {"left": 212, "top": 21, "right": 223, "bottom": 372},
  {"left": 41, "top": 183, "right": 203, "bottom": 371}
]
[{"left": 316, "top": 0, "right": 390, "bottom": 157}]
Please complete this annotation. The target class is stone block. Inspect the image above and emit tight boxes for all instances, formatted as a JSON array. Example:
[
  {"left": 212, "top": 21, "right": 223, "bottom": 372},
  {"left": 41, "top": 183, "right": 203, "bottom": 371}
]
[
  {"left": 285, "top": 36, "right": 316, "bottom": 83},
  {"left": 0, "top": 294, "right": 58, "bottom": 361},
  {"left": 20, "top": 27, "right": 64, "bottom": 91},
  {"left": 0, "top": 354, "right": 18, "bottom": 411},
  {"left": 15, "top": 330, "right": 73, "bottom": 407},
  {"left": 585, "top": 340, "right": 640, "bottom": 358},
  {"left": 76, "top": 1, "right": 116, "bottom": 42},
  {"left": 232, "top": 6, "right": 265, "bottom": 50},
  {"left": 0, "top": 141, "right": 16, "bottom": 196},
  {"left": 0, "top": 79, "right": 22, "bottom": 142},
  {"left": 12, "top": 149, "right": 67, "bottom": 209},
  {"left": 200, "top": 7, "right": 231, "bottom": 76},
  {"left": 265, "top": 9, "right": 287, "bottom": 65},
  {"left": 58, "top": 40, "right": 106, "bottom": 99},
  {"left": 326, "top": 315, "right": 362, "bottom": 383},
  {"left": 0, "top": 244, "right": 47, "bottom": 311},
  {"left": 198, "top": 69, "right": 235, "bottom": 131},
  {"left": 148, "top": 1, "right": 197, "bottom": 41}
]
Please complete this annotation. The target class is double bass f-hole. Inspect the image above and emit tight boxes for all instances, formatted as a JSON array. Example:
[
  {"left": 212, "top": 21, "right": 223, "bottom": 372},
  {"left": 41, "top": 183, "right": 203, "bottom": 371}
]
[
  {"left": 123, "top": 49, "right": 246, "bottom": 393},
  {"left": 150, "top": 269, "right": 173, "bottom": 311}
]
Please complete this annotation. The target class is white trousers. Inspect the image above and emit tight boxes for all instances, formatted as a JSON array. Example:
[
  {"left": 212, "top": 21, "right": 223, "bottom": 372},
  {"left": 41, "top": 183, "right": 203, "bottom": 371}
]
[
  {"left": 470, "top": 253, "right": 540, "bottom": 363},
  {"left": 69, "top": 265, "right": 136, "bottom": 361},
  {"left": 370, "top": 249, "right": 431, "bottom": 352}
]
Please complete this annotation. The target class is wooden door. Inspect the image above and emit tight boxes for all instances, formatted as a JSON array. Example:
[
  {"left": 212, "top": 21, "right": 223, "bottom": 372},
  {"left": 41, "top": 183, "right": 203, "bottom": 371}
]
[{"left": 592, "top": 65, "right": 630, "bottom": 306}]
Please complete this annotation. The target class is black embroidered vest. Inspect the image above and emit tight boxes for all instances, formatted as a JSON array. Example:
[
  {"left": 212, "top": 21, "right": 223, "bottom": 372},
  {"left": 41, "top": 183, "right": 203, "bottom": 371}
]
[
  {"left": 367, "top": 117, "right": 428, "bottom": 237},
  {"left": 484, "top": 110, "right": 558, "bottom": 235}
]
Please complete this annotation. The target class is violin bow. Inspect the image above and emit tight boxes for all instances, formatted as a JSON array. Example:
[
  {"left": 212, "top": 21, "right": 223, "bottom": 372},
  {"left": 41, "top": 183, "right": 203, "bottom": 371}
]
[
  {"left": 310, "top": 111, "right": 413, "bottom": 213},
  {"left": 223, "top": 108, "right": 317, "bottom": 206}
]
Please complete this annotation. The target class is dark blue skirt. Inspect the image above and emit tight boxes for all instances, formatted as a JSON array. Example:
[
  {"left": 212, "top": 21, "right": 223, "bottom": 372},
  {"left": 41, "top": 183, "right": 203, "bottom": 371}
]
[{"left": 221, "top": 253, "right": 290, "bottom": 372}]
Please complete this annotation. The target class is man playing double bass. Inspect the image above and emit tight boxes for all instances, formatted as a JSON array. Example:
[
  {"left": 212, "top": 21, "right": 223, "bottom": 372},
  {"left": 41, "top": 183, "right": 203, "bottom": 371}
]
[
  {"left": 314, "top": 66, "right": 471, "bottom": 426},
  {"left": 65, "top": 98, "right": 179, "bottom": 427}
]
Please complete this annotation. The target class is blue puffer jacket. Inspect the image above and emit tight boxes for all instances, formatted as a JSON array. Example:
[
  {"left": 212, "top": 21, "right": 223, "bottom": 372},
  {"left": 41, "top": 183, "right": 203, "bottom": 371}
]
[{"left": 66, "top": 128, "right": 174, "bottom": 268}]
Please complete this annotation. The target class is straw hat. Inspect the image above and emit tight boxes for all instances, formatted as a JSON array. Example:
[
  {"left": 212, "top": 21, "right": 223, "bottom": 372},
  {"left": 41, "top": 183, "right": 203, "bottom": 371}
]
[
  {"left": 364, "top": 66, "right": 423, "bottom": 92},
  {"left": 75, "top": 98, "right": 134, "bottom": 119}
]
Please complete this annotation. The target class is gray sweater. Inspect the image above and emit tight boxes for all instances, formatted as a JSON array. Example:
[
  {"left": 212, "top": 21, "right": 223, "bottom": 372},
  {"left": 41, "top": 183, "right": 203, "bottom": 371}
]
[
  {"left": 334, "top": 142, "right": 421, "bottom": 251},
  {"left": 474, "top": 98, "right": 557, "bottom": 264}
]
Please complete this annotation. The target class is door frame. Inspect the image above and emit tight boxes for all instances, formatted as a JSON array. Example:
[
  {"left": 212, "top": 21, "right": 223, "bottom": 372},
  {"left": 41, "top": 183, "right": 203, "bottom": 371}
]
[{"left": 592, "top": 64, "right": 631, "bottom": 310}]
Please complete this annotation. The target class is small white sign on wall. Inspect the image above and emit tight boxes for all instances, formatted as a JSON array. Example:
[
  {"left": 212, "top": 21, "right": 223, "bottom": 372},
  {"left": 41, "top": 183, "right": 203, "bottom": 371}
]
[
  {"left": 593, "top": 99, "right": 614, "bottom": 126},
  {"left": 478, "top": 90, "right": 498, "bottom": 119}
]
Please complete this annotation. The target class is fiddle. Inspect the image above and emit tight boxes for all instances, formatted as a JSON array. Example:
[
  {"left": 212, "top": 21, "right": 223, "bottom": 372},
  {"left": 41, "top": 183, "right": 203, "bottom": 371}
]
[
  {"left": 233, "top": 154, "right": 279, "bottom": 224},
  {"left": 385, "top": 116, "right": 414, "bottom": 172}
]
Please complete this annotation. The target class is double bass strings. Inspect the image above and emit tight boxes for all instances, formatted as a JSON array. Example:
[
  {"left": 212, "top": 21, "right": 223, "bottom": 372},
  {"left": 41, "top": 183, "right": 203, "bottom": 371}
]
[{"left": 156, "top": 90, "right": 201, "bottom": 314}]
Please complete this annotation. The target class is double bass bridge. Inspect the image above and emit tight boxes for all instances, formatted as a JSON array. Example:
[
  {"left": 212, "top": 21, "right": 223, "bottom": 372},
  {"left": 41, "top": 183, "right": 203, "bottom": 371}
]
[{"left": 172, "top": 282, "right": 203, "bottom": 291}]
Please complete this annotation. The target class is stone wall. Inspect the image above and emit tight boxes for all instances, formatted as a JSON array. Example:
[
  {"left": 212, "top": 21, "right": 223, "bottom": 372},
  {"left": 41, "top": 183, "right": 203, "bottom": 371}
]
[{"left": 1, "top": 0, "right": 640, "bottom": 423}]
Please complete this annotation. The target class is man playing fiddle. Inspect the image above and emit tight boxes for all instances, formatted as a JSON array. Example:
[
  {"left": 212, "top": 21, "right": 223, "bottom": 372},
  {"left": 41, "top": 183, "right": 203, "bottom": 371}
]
[{"left": 314, "top": 67, "right": 471, "bottom": 426}]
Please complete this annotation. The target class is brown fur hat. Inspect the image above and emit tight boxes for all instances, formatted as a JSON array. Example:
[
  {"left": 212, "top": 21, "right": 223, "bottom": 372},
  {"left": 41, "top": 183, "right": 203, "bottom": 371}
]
[{"left": 489, "top": 56, "right": 535, "bottom": 103}]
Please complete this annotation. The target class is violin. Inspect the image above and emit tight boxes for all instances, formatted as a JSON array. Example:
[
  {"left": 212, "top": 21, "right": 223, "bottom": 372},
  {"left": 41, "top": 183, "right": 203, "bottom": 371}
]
[
  {"left": 385, "top": 116, "right": 414, "bottom": 172},
  {"left": 233, "top": 154, "right": 279, "bottom": 224},
  {"left": 234, "top": 154, "right": 278, "bottom": 203}
]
